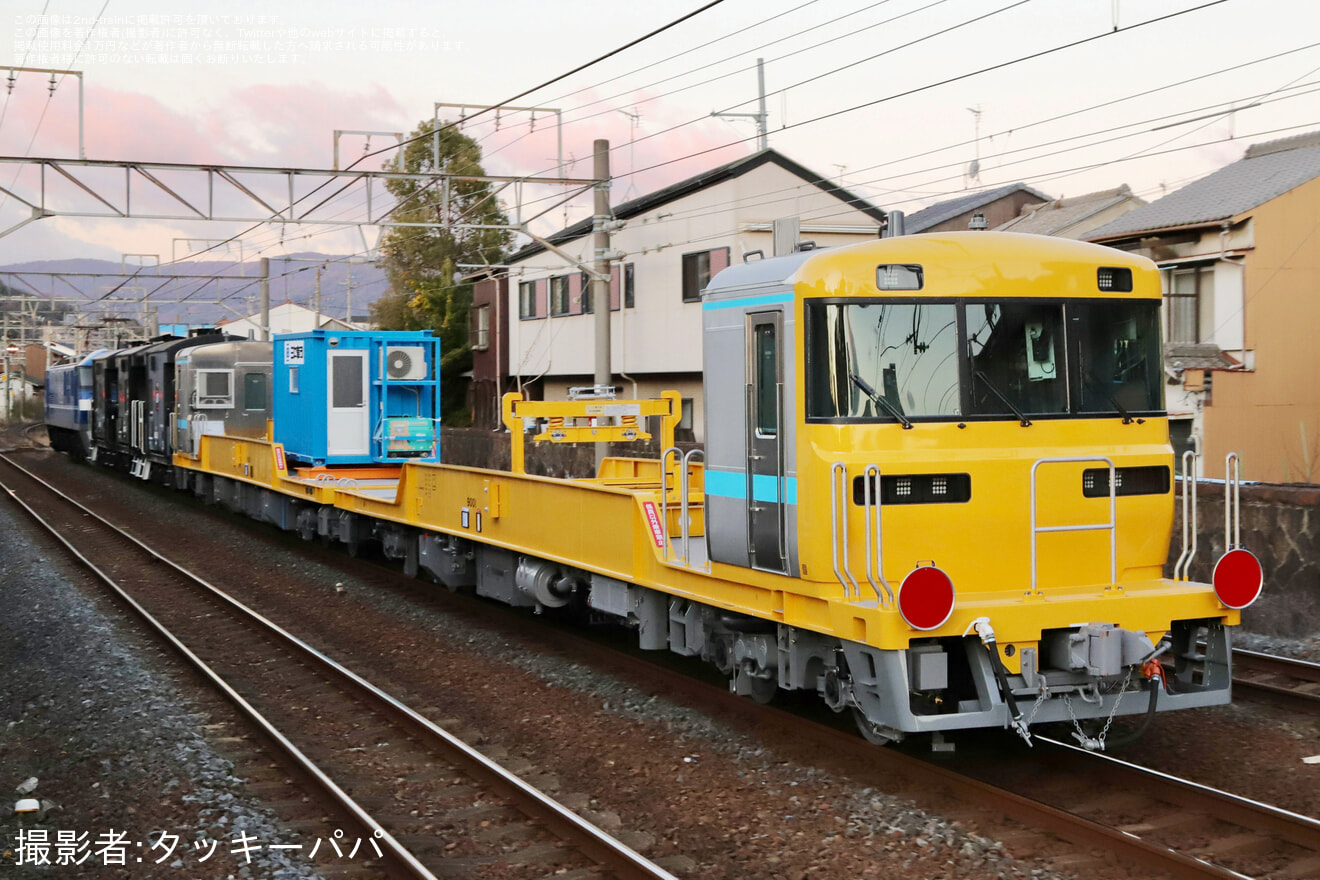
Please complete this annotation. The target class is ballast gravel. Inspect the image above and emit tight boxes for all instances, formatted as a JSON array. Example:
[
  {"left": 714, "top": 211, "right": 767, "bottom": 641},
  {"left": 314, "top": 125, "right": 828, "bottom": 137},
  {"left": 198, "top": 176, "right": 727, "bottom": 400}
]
[
  {"left": 7, "top": 449, "right": 1093, "bottom": 880},
  {"left": 0, "top": 498, "right": 324, "bottom": 880}
]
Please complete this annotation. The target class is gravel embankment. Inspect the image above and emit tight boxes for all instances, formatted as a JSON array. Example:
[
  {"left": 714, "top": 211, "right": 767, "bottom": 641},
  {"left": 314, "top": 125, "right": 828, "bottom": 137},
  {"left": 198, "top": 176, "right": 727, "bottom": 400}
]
[{"left": 0, "top": 496, "right": 323, "bottom": 880}]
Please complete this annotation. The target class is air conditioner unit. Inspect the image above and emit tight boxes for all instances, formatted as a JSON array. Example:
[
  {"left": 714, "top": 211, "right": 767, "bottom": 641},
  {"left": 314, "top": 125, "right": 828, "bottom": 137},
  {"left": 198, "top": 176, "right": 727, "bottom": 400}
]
[{"left": 385, "top": 346, "right": 428, "bottom": 381}]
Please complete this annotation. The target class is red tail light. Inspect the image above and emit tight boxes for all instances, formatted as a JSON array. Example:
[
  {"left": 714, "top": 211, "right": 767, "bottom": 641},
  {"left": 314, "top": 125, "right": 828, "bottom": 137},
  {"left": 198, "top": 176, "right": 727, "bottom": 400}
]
[
  {"left": 898, "top": 565, "right": 955, "bottom": 631},
  {"left": 1212, "top": 548, "right": 1263, "bottom": 610}
]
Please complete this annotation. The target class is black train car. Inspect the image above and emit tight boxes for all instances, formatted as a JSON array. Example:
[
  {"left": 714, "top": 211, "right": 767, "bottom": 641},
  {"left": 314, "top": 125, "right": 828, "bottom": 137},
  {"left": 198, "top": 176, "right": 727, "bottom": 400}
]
[{"left": 90, "top": 331, "right": 233, "bottom": 479}]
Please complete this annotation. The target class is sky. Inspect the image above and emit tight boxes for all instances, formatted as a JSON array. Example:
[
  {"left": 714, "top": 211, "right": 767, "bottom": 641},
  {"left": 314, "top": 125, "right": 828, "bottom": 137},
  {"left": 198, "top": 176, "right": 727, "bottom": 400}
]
[{"left": 1, "top": 0, "right": 1319, "bottom": 270}]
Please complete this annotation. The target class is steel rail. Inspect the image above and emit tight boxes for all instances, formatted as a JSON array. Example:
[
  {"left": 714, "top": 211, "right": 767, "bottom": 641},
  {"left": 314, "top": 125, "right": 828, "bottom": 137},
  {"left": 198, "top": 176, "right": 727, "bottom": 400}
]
[
  {"left": 1037, "top": 735, "right": 1320, "bottom": 850},
  {"left": 0, "top": 453, "right": 677, "bottom": 880},
  {"left": 0, "top": 457, "right": 437, "bottom": 880},
  {"left": 13, "top": 447, "right": 1317, "bottom": 880},
  {"left": 1233, "top": 648, "right": 1320, "bottom": 711}
]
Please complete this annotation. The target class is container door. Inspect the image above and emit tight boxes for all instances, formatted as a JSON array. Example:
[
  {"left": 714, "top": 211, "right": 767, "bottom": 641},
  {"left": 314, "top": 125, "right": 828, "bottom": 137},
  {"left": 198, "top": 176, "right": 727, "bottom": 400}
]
[
  {"left": 327, "top": 350, "right": 369, "bottom": 457},
  {"left": 747, "top": 311, "right": 786, "bottom": 573}
]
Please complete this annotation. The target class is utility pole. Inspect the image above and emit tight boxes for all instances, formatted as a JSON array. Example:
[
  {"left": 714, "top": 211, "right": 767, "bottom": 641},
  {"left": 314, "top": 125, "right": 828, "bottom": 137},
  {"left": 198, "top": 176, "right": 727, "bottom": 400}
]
[
  {"left": 259, "top": 257, "right": 270, "bottom": 341},
  {"left": 711, "top": 58, "right": 768, "bottom": 151},
  {"left": 592, "top": 138, "right": 612, "bottom": 468},
  {"left": 314, "top": 267, "right": 322, "bottom": 326},
  {"left": 345, "top": 262, "right": 353, "bottom": 324},
  {"left": 3, "top": 310, "right": 10, "bottom": 423}
]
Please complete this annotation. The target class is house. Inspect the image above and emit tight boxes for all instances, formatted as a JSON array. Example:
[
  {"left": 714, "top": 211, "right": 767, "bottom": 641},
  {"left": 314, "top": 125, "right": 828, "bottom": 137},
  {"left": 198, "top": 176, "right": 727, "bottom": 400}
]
[
  {"left": 471, "top": 149, "right": 886, "bottom": 438},
  {"left": 217, "top": 302, "right": 360, "bottom": 340},
  {"left": 995, "top": 185, "right": 1145, "bottom": 239},
  {"left": 1086, "top": 130, "right": 1320, "bottom": 482},
  {"left": 902, "top": 182, "right": 1050, "bottom": 234}
]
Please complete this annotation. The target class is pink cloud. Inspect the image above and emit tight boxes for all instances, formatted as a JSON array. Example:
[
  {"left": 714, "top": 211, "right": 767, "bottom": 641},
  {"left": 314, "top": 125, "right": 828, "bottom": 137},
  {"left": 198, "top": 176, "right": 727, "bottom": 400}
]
[{"left": 0, "top": 81, "right": 410, "bottom": 168}]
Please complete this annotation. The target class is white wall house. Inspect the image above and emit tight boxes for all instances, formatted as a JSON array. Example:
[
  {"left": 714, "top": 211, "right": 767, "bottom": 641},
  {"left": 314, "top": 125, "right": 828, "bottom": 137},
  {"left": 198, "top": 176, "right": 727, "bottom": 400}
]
[
  {"left": 500, "top": 149, "right": 885, "bottom": 440},
  {"left": 217, "top": 302, "right": 360, "bottom": 340}
]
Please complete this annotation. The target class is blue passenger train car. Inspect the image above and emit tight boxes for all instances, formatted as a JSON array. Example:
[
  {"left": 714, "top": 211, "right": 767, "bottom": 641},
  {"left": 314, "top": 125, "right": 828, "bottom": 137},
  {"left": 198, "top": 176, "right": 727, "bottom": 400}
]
[
  {"left": 44, "top": 350, "right": 106, "bottom": 458},
  {"left": 272, "top": 330, "right": 442, "bottom": 467}
]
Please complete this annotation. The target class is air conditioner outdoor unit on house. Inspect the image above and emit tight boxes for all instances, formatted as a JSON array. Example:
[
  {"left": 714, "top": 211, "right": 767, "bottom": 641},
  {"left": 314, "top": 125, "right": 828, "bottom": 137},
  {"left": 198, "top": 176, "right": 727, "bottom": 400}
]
[{"left": 385, "top": 346, "right": 428, "bottom": 381}]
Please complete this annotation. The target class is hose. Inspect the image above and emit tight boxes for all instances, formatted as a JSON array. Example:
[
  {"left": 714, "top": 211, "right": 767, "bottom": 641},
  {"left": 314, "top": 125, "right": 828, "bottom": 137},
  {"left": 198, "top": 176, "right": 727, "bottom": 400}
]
[{"left": 1102, "top": 672, "right": 1162, "bottom": 750}]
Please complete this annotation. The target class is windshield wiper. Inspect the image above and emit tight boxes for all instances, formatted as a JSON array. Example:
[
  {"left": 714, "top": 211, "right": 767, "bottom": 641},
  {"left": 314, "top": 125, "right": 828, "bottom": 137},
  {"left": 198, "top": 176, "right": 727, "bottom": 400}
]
[
  {"left": 973, "top": 370, "right": 1031, "bottom": 427},
  {"left": 1083, "top": 369, "right": 1138, "bottom": 424},
  {"left": 849, "top": 373, "right": 913, "bottom": 429}
]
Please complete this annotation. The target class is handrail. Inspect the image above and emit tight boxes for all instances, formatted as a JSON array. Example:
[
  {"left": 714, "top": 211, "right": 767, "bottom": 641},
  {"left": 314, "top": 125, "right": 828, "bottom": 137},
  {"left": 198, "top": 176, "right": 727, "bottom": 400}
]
[
  {"left": 830, "top": 462, "right": 860, "bottom": 600},
  {"left": 861, "top": 464, "right": 893, "bottom": 607},
  {"left": 1030, "top": 457, "right": 1116, "bottom": 595},
  {"left": 1174, "top": 450, "right": 1198, "bottom": 580},
  {"left": 681, "top": 448, "right": 705, "bottom": 568},
  {"left": 1225, "top": 452, "right": 1241, "bottom": 550},
  {"left": 659, "top": 446, "right": 680, "bottom": 561}
]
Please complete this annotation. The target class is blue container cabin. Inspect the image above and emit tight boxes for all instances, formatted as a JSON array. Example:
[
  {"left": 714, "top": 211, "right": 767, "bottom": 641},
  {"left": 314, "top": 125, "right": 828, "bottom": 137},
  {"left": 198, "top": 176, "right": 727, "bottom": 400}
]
[{"left": 272, "top": 330, "right": 442, "bottom": 467}]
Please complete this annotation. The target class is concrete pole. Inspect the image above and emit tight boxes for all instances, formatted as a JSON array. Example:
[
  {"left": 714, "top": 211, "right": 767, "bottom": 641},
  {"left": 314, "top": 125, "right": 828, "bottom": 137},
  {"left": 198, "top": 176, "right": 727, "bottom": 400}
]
[
  {"left": 3, "top": 311, "right": 10, "bottom": 423},
  {"left": 314, "top": 267, "right": 322, "bottom": 326},
  {"left": 346, "top": 262, "right": 354, "bottom": 324},
  {"left": 259, "top": 257, "right": 270, "bottom": 341},
  {"left": 592, "top": 139, "right": 611, "bottom": 469}
]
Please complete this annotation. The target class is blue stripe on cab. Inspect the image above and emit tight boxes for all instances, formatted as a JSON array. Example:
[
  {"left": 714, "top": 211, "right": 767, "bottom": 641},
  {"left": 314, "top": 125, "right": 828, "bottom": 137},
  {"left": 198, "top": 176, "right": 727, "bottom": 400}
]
[
  {"left": 705, "top": 469, "right": 797, "bottom": 504},
  {"left": 702, "top": 292, "right": 794, "bottom": 311}
]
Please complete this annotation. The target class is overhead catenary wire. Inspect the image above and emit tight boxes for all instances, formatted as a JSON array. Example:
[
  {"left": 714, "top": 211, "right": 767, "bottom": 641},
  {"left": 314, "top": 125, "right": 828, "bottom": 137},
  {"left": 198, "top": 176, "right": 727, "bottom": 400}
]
[
  {"left": 614, "top": 76, "right": 1320, "bottom": 236},
  {"left": 595, "top": 40, "right": 1320, "bottom": 231},
  {"left": 508, "top": 0, "right": 1229, "bottom": 193},
  {"left": 475, "top": 0, "right": 930, "bottom": 162},
  {"left": 92, "top": 0, "right": 732, "bottom": 303}
]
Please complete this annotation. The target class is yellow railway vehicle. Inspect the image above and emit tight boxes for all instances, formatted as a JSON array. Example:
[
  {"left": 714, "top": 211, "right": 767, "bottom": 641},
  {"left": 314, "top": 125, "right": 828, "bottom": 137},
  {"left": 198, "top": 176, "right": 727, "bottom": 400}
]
[{"left": 156, "top": 232, "right": 1262, "bottom": 749}]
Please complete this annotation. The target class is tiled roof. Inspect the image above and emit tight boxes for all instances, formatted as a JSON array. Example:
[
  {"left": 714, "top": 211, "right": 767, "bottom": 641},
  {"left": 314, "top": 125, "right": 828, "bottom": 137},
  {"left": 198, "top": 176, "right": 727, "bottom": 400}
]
[
  {"left": 1088, "top": 130, "right": 1320, "bottom": 241},
  {"left": 995, "top": 185, "right": 1143, "bottom": 237},
  {"left": 506, "top": 149, "right": 885, "bottom": 264},
  {"left": 902, "top": 182, "right": 1051, "bottom": 233},
  {"left": 1164, "top": 343, "right": 1241, "bottom": 371}
]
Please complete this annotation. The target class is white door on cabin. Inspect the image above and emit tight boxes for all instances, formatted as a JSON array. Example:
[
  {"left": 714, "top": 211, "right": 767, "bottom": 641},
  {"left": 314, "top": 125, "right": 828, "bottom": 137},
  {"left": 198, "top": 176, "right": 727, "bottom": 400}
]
[{"left": 327, "top": 350, "right": 369, "bottom": 457}]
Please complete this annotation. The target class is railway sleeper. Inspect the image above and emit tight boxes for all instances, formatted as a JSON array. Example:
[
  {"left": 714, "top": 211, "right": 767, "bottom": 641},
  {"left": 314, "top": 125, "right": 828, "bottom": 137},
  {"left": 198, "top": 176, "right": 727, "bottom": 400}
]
[{"left": 165, "top": 480, "right": 1237, "bottom": 747}]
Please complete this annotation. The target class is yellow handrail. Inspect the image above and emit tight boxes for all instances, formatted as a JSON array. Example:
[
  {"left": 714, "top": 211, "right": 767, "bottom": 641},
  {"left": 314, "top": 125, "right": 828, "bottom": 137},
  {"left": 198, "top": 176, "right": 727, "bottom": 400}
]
[{"left": 501, "top": 390, "right": 681, "bottom": 475}]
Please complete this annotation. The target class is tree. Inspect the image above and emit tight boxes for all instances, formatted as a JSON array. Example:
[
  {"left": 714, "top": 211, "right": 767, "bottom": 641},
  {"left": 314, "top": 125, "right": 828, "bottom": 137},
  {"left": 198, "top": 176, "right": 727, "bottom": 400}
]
[{"left": 372, "top": 119, "right": 513, "bottom": 421}]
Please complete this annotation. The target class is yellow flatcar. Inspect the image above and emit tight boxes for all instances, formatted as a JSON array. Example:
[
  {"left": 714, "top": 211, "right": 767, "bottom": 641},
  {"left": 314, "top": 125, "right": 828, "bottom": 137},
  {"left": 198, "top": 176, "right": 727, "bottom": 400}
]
[{"left": 87, "top": 232, "right": 1262, "bottom": 749}]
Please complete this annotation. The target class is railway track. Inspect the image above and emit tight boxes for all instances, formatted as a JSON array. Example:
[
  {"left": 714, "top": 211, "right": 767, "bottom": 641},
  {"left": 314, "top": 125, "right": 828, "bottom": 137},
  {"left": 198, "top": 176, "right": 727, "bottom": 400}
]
[
  {"left": 1233, "top": 649, "right": 1320, "bottom": 713},
  {"left": 9, "top": 447, "right": 1320, "bottom": 879},
  {"left": 0, "top": 452, "right": 678, "bottom": 880}
]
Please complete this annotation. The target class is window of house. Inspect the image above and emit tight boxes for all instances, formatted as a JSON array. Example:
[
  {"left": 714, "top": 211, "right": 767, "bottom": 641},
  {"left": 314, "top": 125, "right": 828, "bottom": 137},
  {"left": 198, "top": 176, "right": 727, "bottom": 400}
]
[
  {"left": 681, "top": 248, "right": 730, "bottom": 302},
  {"left": 625, "top": 263, "right": 635, "bottom": 309},
  {"left": 1165, "top": 266, "right": 1214, "bottom": 343},
  {"left": 470, "top": 304, "right": 490, "bottom": 351},
  {"left": 550, "top": 275, "right": 570, "bottom": 316},
  {"left": 579, "top": 271, "right": 593, "bottom": 314},
  {"left": 519, "top": 280, "right": 538, "bottom": 319}
]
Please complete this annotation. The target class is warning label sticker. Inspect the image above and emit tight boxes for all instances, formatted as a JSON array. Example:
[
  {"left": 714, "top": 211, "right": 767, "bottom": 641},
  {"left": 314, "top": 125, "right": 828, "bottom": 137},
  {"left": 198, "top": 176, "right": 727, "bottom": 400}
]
[{"left": 642, "top": 501, "right": 665, "bottom": 548}]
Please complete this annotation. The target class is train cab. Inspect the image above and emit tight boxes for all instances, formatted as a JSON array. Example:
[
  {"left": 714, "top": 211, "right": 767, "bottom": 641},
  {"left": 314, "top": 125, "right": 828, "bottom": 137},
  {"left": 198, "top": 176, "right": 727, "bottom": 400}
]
[{"left": 699, "top": 233, "right": 1236, "bottom": 742}]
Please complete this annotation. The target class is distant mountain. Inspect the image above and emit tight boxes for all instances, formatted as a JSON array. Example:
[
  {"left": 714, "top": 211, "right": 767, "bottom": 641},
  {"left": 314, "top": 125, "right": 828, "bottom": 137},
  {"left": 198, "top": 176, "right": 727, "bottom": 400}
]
[{"left": 0, "top": 253, "right": 391, "bottom": 326}]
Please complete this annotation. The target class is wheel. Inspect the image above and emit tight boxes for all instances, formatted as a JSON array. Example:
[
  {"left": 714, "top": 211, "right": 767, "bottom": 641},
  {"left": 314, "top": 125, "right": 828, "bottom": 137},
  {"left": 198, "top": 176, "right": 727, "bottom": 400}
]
[
  {"left": 853, "top": 708, "right": 899, "bottom": 746},
  {"left": 403, "top": 540, "right": 420, "bottom": 578},
  {"left": 747, "top": 674, "right": 777, "bottom": 705}
]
